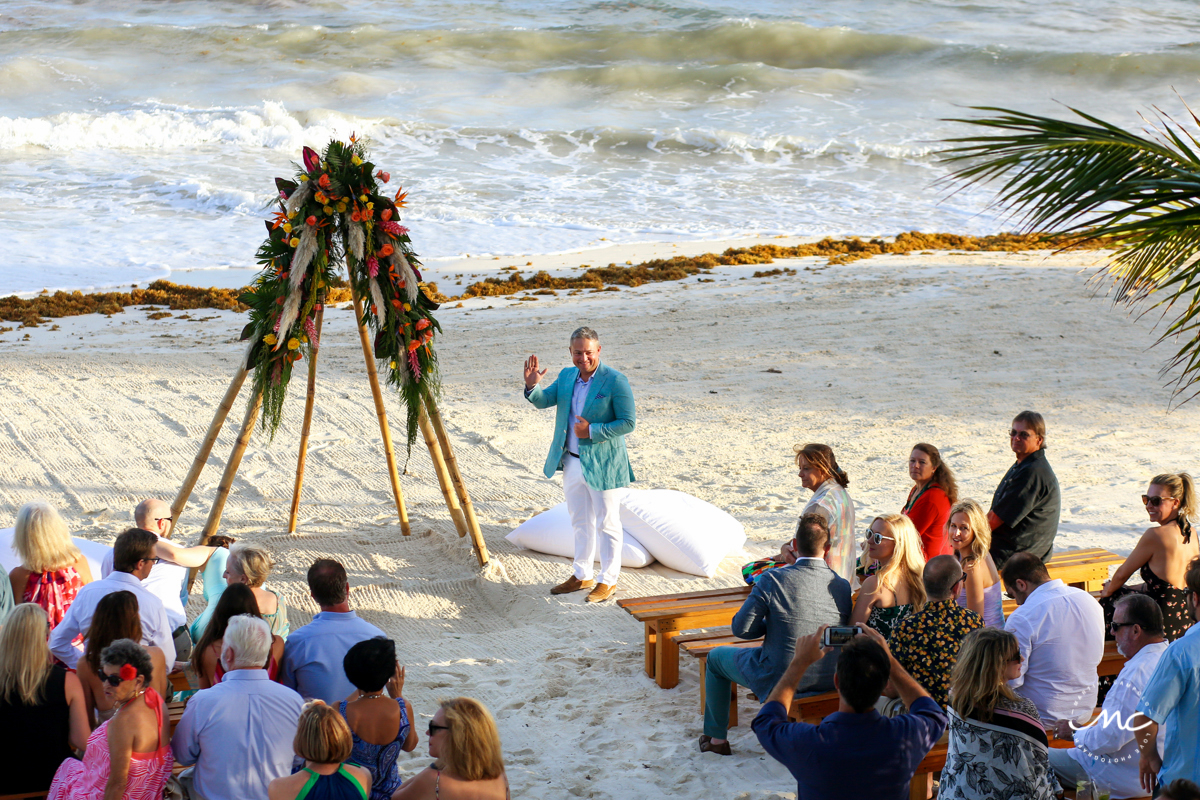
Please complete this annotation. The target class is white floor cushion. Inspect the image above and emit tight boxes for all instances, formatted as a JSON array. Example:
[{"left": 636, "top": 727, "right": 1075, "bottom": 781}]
[
  {"left": 505, "top": 503, "right": 655, "bottom": 568},
  {"left": 619, "top": 489, "right": 747, "bottom": 578}
]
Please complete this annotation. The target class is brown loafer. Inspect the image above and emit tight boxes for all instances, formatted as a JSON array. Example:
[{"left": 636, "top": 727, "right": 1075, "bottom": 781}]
[
  {"left": 585, "top": 582, "right": 617, "bottom": 603},
  {"left": 551, "top": 575, "right": 595, "bottom": 595},
  {"left": 699, "top": 735, "right": 732, "bottom": 755}
]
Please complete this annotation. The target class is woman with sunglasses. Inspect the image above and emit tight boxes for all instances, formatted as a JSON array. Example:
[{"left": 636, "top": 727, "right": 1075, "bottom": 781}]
[
  {"left": 0, "top": 604, "right": 90, "bottom": 794},
  {"left": 77, "top": 591, "right": 167, "bottom": 726},
  {"left": 268, "top": 700, "right": 372, "bottom": 800},
  {"left": 1099, "top": 473, "right": 1199, "bottom": 642},
  {"left": 391, "top": 698, "right": 509, "bottom": 800},
  {"left": 903, "top": 443, "right": 957, "bottom": 560},
  {"left": 850, "top": 514, "right": 927, "bottom": 640},
  {"left": 940, "top": 627, "right": 1057, "bottom": 800},
  {"left": 49, "top": 639, "right": 172, "bottom": 800},
  {"left": 946, "top": 500, "right": 1005, "bottom": 627},
  {"left": 339, "top": 638, "right": 417, "bottom": 800}
]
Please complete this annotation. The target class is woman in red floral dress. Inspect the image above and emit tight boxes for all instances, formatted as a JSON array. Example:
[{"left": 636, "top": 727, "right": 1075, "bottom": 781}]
[{"left": 8, "top": 502, "right": 93, "bottom": 633}]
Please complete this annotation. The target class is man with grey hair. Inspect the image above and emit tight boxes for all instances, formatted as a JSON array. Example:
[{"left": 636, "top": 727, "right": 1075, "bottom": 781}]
[
  {"left": 172, "top": 615, "right": 304, "bottom": 800},
  {"left": 524, "top": 326, "right": 637, "bottom": 603}
]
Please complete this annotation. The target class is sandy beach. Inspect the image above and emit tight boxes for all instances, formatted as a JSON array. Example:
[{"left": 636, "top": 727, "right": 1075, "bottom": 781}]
[{"left": 2, "top": 237, "right": 1197, "bottom": 799}]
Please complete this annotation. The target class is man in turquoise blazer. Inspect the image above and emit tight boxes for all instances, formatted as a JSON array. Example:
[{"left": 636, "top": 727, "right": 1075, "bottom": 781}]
[{"left": 524, "top": 326, "right": 636, "bottom": 602}]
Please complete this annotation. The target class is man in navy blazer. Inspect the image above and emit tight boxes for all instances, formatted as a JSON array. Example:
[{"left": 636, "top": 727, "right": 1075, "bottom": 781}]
[{"left": 524, "top": 326, "right": 636, "bottom": 603}]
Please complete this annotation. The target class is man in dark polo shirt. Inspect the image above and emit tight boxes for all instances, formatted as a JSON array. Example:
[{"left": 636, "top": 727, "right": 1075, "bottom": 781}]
[{"left": 987, "top": 410, "right": 1060, "bottom": 568}]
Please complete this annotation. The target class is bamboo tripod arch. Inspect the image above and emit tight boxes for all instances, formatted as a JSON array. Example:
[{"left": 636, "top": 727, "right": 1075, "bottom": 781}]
[{"left": 166, "top": 283, "right": 489, "bottom": 574}]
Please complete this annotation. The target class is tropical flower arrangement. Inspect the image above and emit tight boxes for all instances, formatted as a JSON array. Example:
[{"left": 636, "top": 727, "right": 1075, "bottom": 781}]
[{"left": 239, "top": 137, "right": 442, "bottom": 450}]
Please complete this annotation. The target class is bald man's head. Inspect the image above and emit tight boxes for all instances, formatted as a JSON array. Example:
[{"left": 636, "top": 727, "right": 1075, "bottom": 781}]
[{"left": 134, "top": 498, "right": 172, "bottom": 536}]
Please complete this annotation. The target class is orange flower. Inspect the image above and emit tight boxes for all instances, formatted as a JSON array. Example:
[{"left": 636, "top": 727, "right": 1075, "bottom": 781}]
[
  {"left": 379, "top": 244, "right": 394, "bottom": 257},
  {"left": 318, "top": 174, "right": 331, "bottom": 188},
  {"left": 415, "top": 318, "right": 430, "bottom": 331},
  {"left": 407, "top": 339, "right": 420, "bottom": 352},
  {"left": 394, "top": 188, "right": 408, "bottom": 207},
  {"left": 306, "top": 215, "right": 317, "bottom": 226},
  {"left": 351, "top": 210, "right": 362, "bottom": 223},
  {"left": 381, "top": 208, "right": 392, "bottom": 221},
  {"left": 391, "top": 298, "right": 403, "bottom": 308}
]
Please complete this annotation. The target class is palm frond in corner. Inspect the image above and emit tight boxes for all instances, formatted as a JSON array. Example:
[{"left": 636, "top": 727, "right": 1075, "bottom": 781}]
[{"left": 940, "top": 103, "right": 1200, "bottom": 402}]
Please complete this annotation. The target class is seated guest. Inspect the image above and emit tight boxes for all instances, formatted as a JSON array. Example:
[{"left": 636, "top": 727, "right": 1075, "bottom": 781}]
[
  {"left": 270, "top": 701, "right": 372, "bottom": 800},
  {"left": 49, "top": 639, "right": 172, "bottom": 800},
  {"left": 1162, "top": 781, "right": 1200, "bottom": 800},
  {"left": 226, "top": 543, "right": 290, "bottom": 638},
  {"left": 340, "top": 638, "right": 418, "bottom": 799},
  {"left": 9, "top": 501, "right": 93, "bottom": 632},
  {"left": 947, "top": 499, "right": 1005, "bottom": 626},
  {"left": 173, "top": 615, "right": 305, "bottom": 800},
  {"left": 0, "top": 568, "right": 12, "bottom": 626},
  {"left": 903, "top": 443, "right": 956, "bottom": 560},
  {"left": 743, "top": 443, "right": 855, "bottom": 584},
  {"left": 1048, "top": 594, "right": 1167, "bottom": 799},
  {"left": 850, "top": 514, "right": 927, "bottom": 639},
  {"left": 101, "top": 499, "right": 217, "bottom": 659},
  {"left": 188, "top": 535, "right": 236, "bottom": 642},
  {"left": 887, "top": 555, "right": 983, "bottom": 709},
  {"left": 77, "top": 591, "right": 167, "bottom": 725},
  {"left": 940, "top": 627, "right": 1058, "bottom": 799},
  {"left": 752, "top": 624, "right": 947, "bottom": 800},
  {"left": 700, "top": 513, "right": 851, "bottom": 755},
  {"left": 281, "top": 559, "right": 386, "bottom": 703},
  {"left": 392, "top": 697, "right": 509, "bottom": 800},
  {"left": 50, "top": 529, "right": 176, "bottom": 668},
  {"left": 1136, "top": 556, "right": 1200, "bottom": 793},
  {"left": 190, "top": 583, "right": 285, "bottom": 689},
  {"left": 1002, "top": 552, "right": 1105, "bottom": 724},
  {"left": 988, "top": 410, "right": 1060, "bottom": 567},
  {"left": 0, "top": 604, "right": 89, "bottom": 794},
  {"left": 1101, "top": 473, "right": 1199, "bottom": 641}
]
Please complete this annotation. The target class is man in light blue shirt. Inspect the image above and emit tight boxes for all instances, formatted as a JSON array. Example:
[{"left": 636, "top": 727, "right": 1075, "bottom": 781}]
[
  {"left": 280, "top": 558, "right": 386, "bottom": 703},
  {"left": 172, "top": 614, "right": 304, "bottom": 800},
  {"left": 1137, "top": 557, "right": 1200, "bottom": 795}
]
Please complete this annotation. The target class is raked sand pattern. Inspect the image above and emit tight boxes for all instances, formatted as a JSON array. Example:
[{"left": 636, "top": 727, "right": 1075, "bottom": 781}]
[{"left": 2, "top": 243, "right": 1198, "bottom": 798}]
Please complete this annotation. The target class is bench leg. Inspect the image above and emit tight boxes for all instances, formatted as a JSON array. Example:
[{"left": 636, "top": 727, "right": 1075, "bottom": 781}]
[
  {"left": 729, "top": 683, "right": 738, "bottom": 728},
  {"left": 655, "top": 620, "right": 681, "bottom": 689},
  {"left": 909, "top": 772, "right": 932, "bottom": 800},
  {"left": 644, "top": 622, "right": 657, "bottom": 680},
  {"left": 698, "top": 658, "right": 707, "bottom": 715}
]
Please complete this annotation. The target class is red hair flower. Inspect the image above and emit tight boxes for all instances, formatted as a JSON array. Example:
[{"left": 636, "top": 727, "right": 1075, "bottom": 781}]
[{"left": 119, "top": 663, "right": 137, "bottom": 681}]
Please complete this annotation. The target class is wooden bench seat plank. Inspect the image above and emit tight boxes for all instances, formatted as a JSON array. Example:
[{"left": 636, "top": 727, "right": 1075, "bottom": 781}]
[{"left": 618, "top": 585, "right": 749, "bottom": 608}]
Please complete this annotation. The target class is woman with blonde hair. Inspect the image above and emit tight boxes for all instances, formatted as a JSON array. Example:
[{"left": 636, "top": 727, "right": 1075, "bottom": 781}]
[
  {"left": 8, "top": 502, "right": 93, "bottom": 632},
  {"left": 940, "top": 628, "right": 1056, "bottom": 799},
  {"left": 224, "top": 543, "right": 289, "bottom": 638},
  {"left": 0, "top": 604, "right": 90, "bottom": 793},
  {"left": 850, "top": 514, "right": 926, "bottom": 640},
  {"left": 946, "top": 499, "right": 1004, "bottom": 627},
  {"left": 391, "top": 697, "right": 509, "bottom": 800},
  {"left": 1100, "top": 472, "right": 1200, "bottom": 641},
  {"left": 268, "top": 701, "right": 371, "bottom": 800}
]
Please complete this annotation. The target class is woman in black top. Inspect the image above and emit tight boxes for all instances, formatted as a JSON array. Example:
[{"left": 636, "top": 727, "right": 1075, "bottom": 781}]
[{"left": 0, "top": 603, "right": 90, "bottom": 792}]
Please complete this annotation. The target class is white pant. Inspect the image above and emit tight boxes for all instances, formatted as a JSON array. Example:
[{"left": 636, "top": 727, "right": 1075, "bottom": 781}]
[{"left": 562, "top": 455, "right": 622, "bottom": 586}]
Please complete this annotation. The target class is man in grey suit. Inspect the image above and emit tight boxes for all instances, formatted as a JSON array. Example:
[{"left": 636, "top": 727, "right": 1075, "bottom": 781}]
[
  {"left": 524, "top": 326, "right": 636, "bottom": 603},
  {"left": 699, "top": 513, "right": 853, "bottom": 755}
]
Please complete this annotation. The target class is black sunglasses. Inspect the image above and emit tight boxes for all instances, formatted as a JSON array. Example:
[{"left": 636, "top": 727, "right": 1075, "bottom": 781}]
[
  {"left": 1110, "top": 621, "right": 1137, "bottom": 632},
  {"left": 427, "top": 722, "right": 450, "bottom": 736},
  {"left": 1008, "top": 429, "right": 1035, "bottom": 440},
  {"left": 1141, "top": 495, "right": 1172, "bottom": 508},
  {"left": 100, "top": 673, "right": 126, "bottom": 687}
]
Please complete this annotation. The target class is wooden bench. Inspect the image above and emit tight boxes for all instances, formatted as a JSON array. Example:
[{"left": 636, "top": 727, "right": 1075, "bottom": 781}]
[
  {"left": 621, "top": 547, "right": 1123, "bottom": 689},
  {"left": 168, "top": 699, "right": 187, "bottom": 736}
]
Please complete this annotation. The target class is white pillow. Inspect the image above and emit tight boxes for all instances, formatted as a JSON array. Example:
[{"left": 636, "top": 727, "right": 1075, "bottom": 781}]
[
  {"left": 619, "top": 489, "right": 746, "bottom": 578},
  {"left": 0, "top": 527, "right": 112, "bottom": 578},
  {"left": 505, "top": 503, "right": 655, "bottom": 568}
]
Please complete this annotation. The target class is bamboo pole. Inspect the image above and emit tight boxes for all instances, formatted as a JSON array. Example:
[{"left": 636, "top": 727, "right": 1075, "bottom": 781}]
[
  {"left": 167, "top": 361, "right": 249, "bottom": 539},
  {"left": 425, "top": 396, "right": 489, "bottom": 566},
  {"left": 287, "top": 303, "right": 326, "bottom": 534},
  {"left": 418, "top": 407, "right": 468, "bottom": 537},
  {"left": 350, "top": 285, "right": 410, "bottom": 535},
  {"left": 187, "top": 389, "right": 262, "bottom": 591}
]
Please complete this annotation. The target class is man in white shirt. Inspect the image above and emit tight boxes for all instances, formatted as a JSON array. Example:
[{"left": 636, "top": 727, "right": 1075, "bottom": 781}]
[
  {"left": 1048, "top": 593, "right": 1167, "bottom": 797},
  {"left": 173, "top": 614, "right": 305, "bottom": 800},
  {"left": 101, "top": 499, "right": 217, "bottom": 660},
  {"left": 50, "top": 528, "right": 177, "bottom": 666},
  {"left": 1001, "top": 551, "right": 1106, "bottom": 724}
]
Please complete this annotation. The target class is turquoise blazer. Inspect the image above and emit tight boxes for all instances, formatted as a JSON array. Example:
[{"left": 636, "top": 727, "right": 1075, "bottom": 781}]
[{"left": 526, "top": 361, "right": 636, "bottom": 491}]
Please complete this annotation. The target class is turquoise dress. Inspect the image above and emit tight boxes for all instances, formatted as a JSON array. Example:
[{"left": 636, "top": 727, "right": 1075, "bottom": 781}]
[{"left": 188, "top": 547, "right": 230, "bottom": 642}]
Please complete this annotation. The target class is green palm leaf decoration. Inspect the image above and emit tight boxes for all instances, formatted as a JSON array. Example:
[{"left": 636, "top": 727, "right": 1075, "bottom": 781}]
[{"left": 941, "top": 104, "right": 1200, "bottom": 403}]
